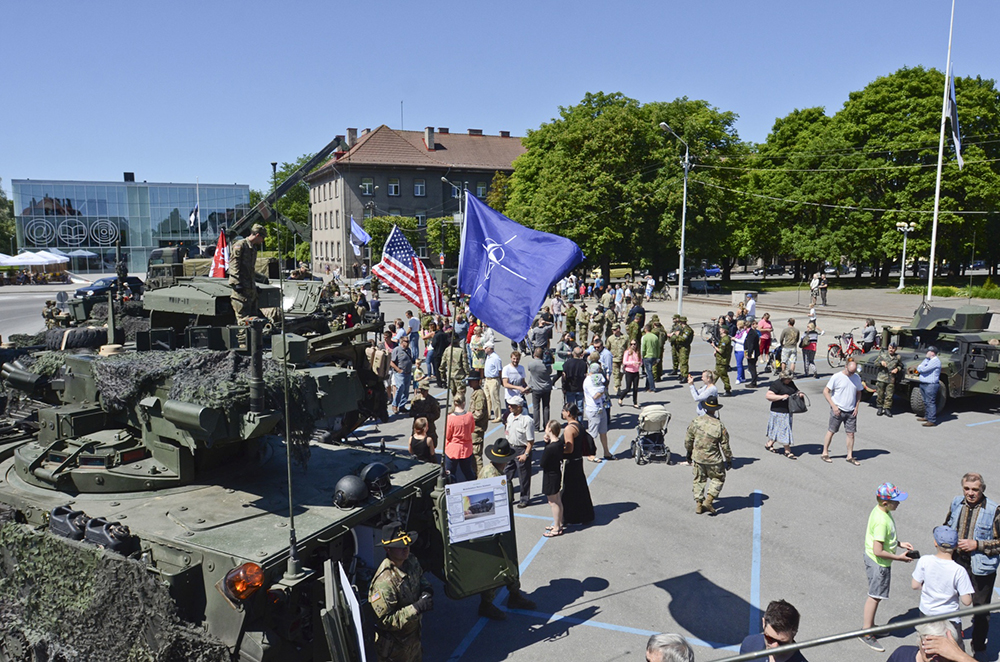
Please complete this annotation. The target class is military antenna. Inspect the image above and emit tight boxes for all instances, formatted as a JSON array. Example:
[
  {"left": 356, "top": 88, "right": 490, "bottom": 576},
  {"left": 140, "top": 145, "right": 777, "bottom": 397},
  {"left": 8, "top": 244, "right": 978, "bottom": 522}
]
[{"left": 273, "top": 161, "right": 303, "bottom": 581}]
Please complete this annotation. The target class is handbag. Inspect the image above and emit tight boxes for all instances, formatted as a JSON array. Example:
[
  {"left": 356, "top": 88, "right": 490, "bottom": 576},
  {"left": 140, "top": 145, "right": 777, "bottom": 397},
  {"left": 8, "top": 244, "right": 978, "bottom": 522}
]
[{"left": 787, "top": 391, "right": 809, "bottom": 414}]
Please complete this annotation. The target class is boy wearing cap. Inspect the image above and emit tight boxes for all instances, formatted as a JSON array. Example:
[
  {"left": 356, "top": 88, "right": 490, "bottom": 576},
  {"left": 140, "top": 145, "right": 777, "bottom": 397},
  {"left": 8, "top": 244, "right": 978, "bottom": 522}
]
[
  {"left": 911, "top": 526, "right": 974, "bottom": 630},
  {"left": 860, "top": 482, "right": 915, "bottom": 651}
]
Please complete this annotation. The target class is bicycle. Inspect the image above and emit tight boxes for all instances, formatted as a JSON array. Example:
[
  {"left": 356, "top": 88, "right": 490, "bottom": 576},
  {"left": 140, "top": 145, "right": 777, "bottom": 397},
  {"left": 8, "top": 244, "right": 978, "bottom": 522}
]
[{"left": 826, "top": 327, "right": 866, "bottom": 368}]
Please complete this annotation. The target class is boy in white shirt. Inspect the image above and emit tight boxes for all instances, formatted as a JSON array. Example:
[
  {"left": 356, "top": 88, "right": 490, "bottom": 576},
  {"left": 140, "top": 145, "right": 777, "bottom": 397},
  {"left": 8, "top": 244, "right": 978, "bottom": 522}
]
[{"left": 912, "top": 525, "right": 974, "bottom": 633}]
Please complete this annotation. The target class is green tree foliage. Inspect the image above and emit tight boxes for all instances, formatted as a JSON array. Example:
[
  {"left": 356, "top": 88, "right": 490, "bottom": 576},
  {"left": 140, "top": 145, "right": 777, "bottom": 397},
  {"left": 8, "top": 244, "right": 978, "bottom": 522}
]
[
  {"left": 0, "top": 179, "right": 15, "bottom": 254},
  {"left": 425, "top": 216, "right": 461, "bottom": 267},
  {"left": 294, "top": 241, "right": 311, "bottom": 264},
  {"left": 505, "top": 92, "right": 746, "bottom": 281},
  {"left": 362, "top": 216, "right": 419, "bottom": 263},
  {"left": 486, "top": 171, "right": 512, "bottom": 214}
]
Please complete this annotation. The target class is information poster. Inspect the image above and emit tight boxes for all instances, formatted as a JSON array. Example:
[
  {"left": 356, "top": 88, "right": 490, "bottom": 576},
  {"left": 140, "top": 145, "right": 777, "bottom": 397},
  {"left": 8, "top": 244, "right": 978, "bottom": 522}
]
[{"left": 445, "top": 476, "right": 511, "bottom": 544}]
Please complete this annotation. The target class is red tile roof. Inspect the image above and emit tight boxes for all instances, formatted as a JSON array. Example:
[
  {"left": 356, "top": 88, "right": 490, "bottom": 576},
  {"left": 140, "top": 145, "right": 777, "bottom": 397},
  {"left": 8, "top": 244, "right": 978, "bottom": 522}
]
[{"left": 311, "top": 125, "right": 525, "bottom": 177}]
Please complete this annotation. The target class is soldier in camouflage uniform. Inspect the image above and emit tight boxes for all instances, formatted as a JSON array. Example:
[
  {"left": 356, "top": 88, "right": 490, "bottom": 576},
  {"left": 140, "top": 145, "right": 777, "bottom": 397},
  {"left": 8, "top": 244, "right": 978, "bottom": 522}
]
[
  {"left": 684, "top": 396, "right": 733, "bottom": 515},
  {"left": 467, "top": 370, "right": 489, "bottom": 475},
  {"left": 475, "top": 438, "right": 536, "bottom": 620},
  {"left": 675, "top": 316, "right": 694, "bottom": 382},
  {"left": 564, "top": 302, "right": 578, "bottom": 341},
  {"left": 409, "top": 378, "right": 441, "bottom": 441},
  {"left": 874, "top": 341, "right": 902, "bottom": 417},
  {"left": 649, "top": 315, "right": 668, "bottom": 380},
  {"left": 667, "top": 314, "right": 682, "bottom": 375},
  {"left": 589, "top": 305, "right": 605, "bottom": 341},
  {"left": 369, "top": 522, "right": 434, "bottom": 662},
  {"left": 606, "top": 324, "right": 629, "bottom": 392},
  {"left": 603, "top": 304, "right": 617, "bottom": 341},
  {"left": 438, "top": 334, "right": 469, "bottom": 400},
  {"left": 576, "top": 303, "right": 588, "bottom": 340},
  {"left": 228, "top": 223, "right": 267, "bottom": 324},
  {"left": 42, "top": 300, "right": 58, "bottom": 329},
  {"left": 713, "top": 325, "right": 733, "bottom": 395}
]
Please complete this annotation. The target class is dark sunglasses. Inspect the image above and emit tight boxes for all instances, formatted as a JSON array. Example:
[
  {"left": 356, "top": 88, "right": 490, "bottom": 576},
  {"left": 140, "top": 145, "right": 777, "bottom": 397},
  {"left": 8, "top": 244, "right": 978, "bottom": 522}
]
[{"left": 763, "top": 632, "right": 794, "bottom": 646}]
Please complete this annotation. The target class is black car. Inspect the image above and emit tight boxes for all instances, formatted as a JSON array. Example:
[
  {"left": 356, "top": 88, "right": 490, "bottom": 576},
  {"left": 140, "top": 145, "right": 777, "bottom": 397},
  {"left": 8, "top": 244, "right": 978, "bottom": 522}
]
[
  {"left": 74, "top": 276, "right": 145, "bottom": 299},
  {"left": 753, "top": 265, "right": 788, "bottom": 276}
]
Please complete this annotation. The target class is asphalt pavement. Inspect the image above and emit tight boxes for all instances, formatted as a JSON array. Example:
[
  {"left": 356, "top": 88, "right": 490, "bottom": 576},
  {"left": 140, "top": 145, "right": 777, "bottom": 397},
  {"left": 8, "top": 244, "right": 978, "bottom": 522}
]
[{"left": 366, "top": 288, "right": 1000, "bottom": 662}]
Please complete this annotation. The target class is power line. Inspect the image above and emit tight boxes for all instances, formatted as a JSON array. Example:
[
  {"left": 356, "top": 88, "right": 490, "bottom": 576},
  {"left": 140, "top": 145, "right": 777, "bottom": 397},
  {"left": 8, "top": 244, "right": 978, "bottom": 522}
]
[{"left": 694, "top": 156, "right": 1000, "bottom": 174}]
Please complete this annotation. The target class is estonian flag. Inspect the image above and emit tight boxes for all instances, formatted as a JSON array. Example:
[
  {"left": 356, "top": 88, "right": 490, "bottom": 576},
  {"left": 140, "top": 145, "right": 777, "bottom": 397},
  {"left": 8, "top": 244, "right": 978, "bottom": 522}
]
[{"left": 188, "top": 205, "right": 199, "bottom": 230}]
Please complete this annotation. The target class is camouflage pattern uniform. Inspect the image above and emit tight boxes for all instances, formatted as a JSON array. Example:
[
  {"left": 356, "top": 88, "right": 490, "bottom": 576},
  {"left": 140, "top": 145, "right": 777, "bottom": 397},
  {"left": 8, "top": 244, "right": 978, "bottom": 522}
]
[
  {"left": 369, "top": 554, "right": 432, "bottom": 662},
  {"left": 589, "top": 308, "right": 605, "bottom": 341},
  {"left": 650, "top": 316, "right": 668, "bottom": 380},
  {"left": 42, "top": 301, "right": 58, "bottom": 329},
  {"left": 607, "top": 331, "right": 628, "bottom": 391},
  {"left": 229, "top": 235, "right": 261, "bottom": 323},
  {"left": 565, "top": 304, "right": 578, "bottom": 341},
  {"left": 469, "top": 386, "right": 489, "bottom": 475},
  {"left": 603, "top": 307, "right": 617, "bottom": 341},
  {"left": 667, "top": 314, "right": 682, "bottom": 375},
  {"left": 875, "top": 348, "right": 903, "bottom": 411},
  {"left": 675, "top": 317, "right": 694, "bottom": 381},
  {"left": 576, "top": 306, "right": 589, "bottom": 340},
  {"left": 438, "top": 346, "right": 469, "bottom": 399},
  {"left": 409, "top": 392, "right": 441, "bottom": 441},
  {"left": 714, "top": 333, "right": 733, "bottom": 393},
  {"left": 684, "top": 414, "right": 733, "bottom": 505}
]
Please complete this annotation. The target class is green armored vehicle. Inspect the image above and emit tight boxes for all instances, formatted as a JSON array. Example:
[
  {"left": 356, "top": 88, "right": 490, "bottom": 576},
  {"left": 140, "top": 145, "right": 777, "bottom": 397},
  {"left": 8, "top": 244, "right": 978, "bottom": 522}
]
[{"left": 859, "top": 304, "right": 1000, "bottom": 414}]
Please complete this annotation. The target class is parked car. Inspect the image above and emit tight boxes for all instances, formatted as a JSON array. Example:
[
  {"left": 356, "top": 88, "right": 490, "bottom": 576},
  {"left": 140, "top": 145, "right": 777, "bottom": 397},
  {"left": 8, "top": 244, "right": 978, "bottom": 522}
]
[
  {"left": 667, "top": 267, "right": 706, "bottom": 283},
  {"left": 703, "top": 264, "right": 722, "bottom": 277},
  {"left": 588, "top": 264, "right": 634, "bottom": 281},
  {"left": 74, "top": 276, "right": 145, "bottom": 299},
  {"left": 753, "top": 265, "right": 788, "bottom": 276}
]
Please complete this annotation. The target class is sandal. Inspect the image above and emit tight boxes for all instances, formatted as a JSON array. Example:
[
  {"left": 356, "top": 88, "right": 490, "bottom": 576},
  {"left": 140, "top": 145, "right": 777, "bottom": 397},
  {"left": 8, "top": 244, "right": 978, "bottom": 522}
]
[
  {"left": 543, "top": 528, "right": 564, "bottom": 538},
  {"left": 764, "top": 442, "right": 779, "bottom": 454},
  {"left": 821, "top": 454, "right": 833, "bottom": 463},
  {"left": 587, "top": 457, "right": 603, "bottom": 463},
  {"left": 603, "top": 455, "right": 616, "bottom": 461},
  {"left": 783, "top": 450, "right": 798, "bottom": 460},
  {"left": 846, "top": 457, "right": 861, "bottom": 466}
]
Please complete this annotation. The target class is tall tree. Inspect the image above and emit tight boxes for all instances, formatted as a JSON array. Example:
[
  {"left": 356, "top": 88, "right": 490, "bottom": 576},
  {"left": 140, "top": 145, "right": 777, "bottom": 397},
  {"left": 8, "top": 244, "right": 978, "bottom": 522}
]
[{"left": 0, "top": 179, "right": 14, "bottom": 255}]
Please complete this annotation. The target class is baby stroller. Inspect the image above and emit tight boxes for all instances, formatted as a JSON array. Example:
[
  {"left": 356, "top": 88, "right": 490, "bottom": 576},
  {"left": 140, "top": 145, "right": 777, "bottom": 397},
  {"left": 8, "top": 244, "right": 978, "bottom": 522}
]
[{"left": 631, "top": 404, "right": 672, "bottom": 465}]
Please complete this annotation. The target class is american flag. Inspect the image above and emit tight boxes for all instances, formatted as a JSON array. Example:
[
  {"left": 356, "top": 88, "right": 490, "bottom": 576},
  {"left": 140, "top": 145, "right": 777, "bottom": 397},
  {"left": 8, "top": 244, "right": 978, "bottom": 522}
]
[{"left": 372, "top": 225, "right": 451, "bottom": 315}]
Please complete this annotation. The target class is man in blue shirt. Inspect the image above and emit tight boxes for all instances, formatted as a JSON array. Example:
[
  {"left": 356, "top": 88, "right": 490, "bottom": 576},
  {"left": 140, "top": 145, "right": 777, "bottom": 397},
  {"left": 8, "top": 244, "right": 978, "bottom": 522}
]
[
  {"left": 740, "top": 599, "right": 808, "bottom": 661},
  {"left": 916, "top": 346, "right": 942, "bottom": 427}
]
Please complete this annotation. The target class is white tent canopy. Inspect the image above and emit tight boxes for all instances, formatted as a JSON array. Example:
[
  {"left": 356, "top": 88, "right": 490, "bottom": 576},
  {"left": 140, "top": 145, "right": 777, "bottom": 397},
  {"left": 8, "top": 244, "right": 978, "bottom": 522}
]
[
  {"left": 68, "top": 249, "right": 99, "bottom": 257},
  {"left": 34, "top": 251, "right": 70, "bottom": 264},
  {"left": 47, "top": 247, "right": 70, "bottom": 257},
  {"left": 5, "top": 251, "right": 69, "bottom": 266}
]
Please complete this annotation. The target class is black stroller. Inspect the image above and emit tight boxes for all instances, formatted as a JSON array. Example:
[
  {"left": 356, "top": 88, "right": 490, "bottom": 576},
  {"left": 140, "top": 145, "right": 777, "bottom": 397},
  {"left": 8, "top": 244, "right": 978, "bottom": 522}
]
[{"left": 631, "top": 404, "right": 672, "bottom": 465}]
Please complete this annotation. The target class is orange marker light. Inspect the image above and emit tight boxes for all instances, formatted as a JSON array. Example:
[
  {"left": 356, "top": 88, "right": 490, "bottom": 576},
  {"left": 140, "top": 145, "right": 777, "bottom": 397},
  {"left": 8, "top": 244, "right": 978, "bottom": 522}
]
[{"left": 223, "top": 562, "right": 265, "bottom": 601}]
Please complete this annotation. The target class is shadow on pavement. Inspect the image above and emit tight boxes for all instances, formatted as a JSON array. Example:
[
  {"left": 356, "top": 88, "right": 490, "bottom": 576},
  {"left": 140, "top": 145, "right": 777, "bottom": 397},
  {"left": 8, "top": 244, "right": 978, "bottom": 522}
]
[
  {"left": 712, "top": 492, "right": 769, "bottom": 515},
  {"left": 884, "top": 606, "right": 922, "bottom": 641},
  {"left": 591, "top": 501, "right": 639, "bottom": 526},
  {"left": 655, "top": 570, "right": 752, "bottom": 647}
]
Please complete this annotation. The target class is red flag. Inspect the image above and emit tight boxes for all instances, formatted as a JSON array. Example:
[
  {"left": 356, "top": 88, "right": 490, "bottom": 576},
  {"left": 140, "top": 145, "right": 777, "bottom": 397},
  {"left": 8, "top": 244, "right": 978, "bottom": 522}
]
[{"left": 210, "top": 230, "right": 229, "bottom": 277}]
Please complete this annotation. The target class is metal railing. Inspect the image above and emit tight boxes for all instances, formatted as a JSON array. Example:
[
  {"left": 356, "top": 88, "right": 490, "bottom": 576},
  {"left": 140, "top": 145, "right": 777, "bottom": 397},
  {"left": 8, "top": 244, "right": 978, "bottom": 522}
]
[{"left": 714, "top": 602, "right": 999, "bottom": 661}]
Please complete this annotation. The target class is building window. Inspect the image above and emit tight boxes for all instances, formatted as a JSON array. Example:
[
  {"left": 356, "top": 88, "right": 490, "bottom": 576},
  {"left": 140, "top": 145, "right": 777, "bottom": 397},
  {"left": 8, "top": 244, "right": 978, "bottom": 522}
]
[
  {"left": 363, "top": 206, "right": 373, "bottom": 220},
  {"left": 335, "top": 179, "right": 339, "bottom": 197},
  {"left": 313, "top": 211, "right": 318, "bottom": 230},
  {"left": 388, "top": 178, "right": 400, "bottom": 196},
  {"left": 324, "top": 211, "right": 328, "bottom": 230},
  {"left": 417, "top": 245, "right": 428, "bottom": 259},
  {"left": 361, "top": 178, "right": 374, "bottom": 196},
  {"left": 414, "top": 179, "right": 425, "bottom": 197},
  {"left": 389, "top": 209, "right": 401, "bottom": 216},
  {"left": 335, "top": 210, "right": 340, "bottom": 229},
  {"left": 416, "top": 212, "right": 426, "bottom": 227},
  {"left": 337, "top": 241, "right": 341, "bottom": 259},
  {"left": 451, "top": 184, "right": 461, "bottom": 199},
  {"left": 477, "top": 182, "right": 487, "bottom": 197}
]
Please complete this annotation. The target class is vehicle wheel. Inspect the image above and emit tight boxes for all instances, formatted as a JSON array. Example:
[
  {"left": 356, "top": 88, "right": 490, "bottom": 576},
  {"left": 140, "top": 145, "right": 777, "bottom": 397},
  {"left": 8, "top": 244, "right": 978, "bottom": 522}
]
[
  {"left": 909, "top": 382, "right": 948, "bottom": 415},
  {"left": 826, "top": 346, "right": 844, "bottom": 369},
  {"left": 0, "top": 628, "right": 30, "bottom": 662}
]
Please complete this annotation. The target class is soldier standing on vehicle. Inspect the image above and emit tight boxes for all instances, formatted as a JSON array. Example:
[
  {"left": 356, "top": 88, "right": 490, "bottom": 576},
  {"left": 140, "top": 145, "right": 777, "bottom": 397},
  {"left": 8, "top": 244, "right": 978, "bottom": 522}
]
[
  {"left": 713, "top": 326, "right": 733, "bottom": 396},
  {"left": 684, "top": 396, "right": 732, "bottom": 515},
  {"left": 607, "top": 324, "right": 628, "bottom": 392},
  {"left": 875, "top": 342, "right": 902, "bottom": 417},
  {"left": 369, "top": 521, "right": 434, "bottom": 662},
  {"left": 229, "top": 224, "right": 267, "bottom": 324}
]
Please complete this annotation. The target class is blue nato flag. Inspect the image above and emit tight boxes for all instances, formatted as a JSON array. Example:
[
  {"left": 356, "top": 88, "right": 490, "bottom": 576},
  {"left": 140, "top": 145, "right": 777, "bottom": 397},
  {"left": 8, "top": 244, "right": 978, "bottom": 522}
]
[{"left": 459, "top": 194, "right": 584, "bottom": 342}]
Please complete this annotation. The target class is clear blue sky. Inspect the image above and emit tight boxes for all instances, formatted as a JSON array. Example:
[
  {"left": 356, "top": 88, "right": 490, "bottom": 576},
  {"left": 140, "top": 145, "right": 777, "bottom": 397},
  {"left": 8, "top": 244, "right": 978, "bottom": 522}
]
[{"left": 2, "top": 1, "right": 996, "bottom": 196}]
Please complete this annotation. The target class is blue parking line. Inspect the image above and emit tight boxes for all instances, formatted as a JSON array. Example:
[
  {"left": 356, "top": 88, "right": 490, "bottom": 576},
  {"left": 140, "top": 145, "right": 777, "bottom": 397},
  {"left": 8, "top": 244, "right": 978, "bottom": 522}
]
[
  {"left": 966, "top": 419, "right": 1000, "bottom": 427},
  {"left": 514, "top": 512, "right": 552, "bottom": 521},
  {"left": 749, "top": 489, "right": 763, "bottom": 636},
  {"left": 449, "top": 433, "right": 626, "bottom": 661}
]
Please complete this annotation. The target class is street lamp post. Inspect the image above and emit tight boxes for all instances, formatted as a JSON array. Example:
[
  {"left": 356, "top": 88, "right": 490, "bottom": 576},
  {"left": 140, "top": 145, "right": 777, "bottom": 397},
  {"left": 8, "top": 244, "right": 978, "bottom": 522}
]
[
  {"left": 896, "top": 222, "right": 917, "bottom": 290},
  {"left": 659, "top": 122, "right": 690, "bottom": 315}
]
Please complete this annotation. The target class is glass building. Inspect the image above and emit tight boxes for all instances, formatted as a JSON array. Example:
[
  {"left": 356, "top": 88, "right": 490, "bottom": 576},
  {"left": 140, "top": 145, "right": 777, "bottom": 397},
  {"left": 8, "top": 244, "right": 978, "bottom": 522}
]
[{"left": 12, "top": 179, "right": 250, "bottom": 273}]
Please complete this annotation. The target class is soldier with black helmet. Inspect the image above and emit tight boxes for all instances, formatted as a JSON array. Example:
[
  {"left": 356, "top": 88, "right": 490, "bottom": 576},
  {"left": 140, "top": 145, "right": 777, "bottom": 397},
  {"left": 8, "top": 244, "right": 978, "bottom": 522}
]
[
  {"left": 369, "top": 521, "right": 434, "bottom": 662},
  {"left": 229, "top": 223, "right": 267, "bottom": 323}
]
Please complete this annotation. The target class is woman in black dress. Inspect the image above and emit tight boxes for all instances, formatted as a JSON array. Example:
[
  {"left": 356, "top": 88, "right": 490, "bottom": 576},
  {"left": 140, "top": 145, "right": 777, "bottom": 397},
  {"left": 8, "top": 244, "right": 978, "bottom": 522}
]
[
  {"left": 408, "top": 417, "right": 436, "bottom": 463},
  {"left": 540, "top": 420, "right": 565, "bottom": 537},
  {"left": 560, "top": 403, "right": 595, "bottom": 526}
]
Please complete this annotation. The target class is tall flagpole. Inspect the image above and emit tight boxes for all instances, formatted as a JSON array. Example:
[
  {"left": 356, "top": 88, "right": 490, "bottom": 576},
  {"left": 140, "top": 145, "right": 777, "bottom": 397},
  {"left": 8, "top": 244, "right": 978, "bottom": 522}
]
[
  {"left": 927, "top": 0, "right": 957, "bottom": 301},
  {"left": 195, "top": 177, "right": 203, "bottom": 254}
]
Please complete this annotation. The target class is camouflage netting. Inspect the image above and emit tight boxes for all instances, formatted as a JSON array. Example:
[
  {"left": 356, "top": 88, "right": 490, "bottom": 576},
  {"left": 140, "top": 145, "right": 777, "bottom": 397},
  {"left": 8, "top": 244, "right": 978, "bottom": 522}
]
[
  {"left": 13, "top": 350, "right": 68, "bottom": 378},
  {"left": 88, "top": 301, "right": 151, "bottom": 342},
  {"left": 6, "top": 331, "right": 48, "bottom": 348},
  {"left": 89, "top": 349, "right": 317, "bottom": 463},
  {"left": 0, "top": 511, "right": 232, "bottom": 662}
]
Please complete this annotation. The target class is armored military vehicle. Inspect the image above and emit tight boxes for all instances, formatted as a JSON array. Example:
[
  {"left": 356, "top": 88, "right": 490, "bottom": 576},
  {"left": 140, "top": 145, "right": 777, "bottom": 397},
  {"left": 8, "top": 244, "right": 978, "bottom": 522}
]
[{"left": 859, "top": 304, "right": 1000, "bottom": 414}]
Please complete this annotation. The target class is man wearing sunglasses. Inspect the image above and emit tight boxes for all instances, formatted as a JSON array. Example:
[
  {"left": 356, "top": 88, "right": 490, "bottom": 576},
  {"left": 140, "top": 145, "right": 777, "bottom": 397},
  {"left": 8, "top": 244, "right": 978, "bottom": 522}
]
[{"left": 740, "top": 599, "right": 808, "bottom": 661}]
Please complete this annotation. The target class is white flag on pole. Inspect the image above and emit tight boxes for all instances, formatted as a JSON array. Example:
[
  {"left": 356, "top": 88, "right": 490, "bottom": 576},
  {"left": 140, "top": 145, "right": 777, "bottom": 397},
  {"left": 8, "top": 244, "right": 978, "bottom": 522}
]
[{"left": 947, "top": 66, "right": 964, "bottom": 169}]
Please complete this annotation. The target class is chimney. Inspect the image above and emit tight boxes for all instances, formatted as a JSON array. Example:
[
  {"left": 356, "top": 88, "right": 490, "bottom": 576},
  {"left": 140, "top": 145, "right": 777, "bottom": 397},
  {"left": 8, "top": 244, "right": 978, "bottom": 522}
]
[
  {"left": 424, "top": 126, "right": 435, "bottom": 150},
  {"left": 362, "top": 127, "right": 371, "bottom": 135},
  {"left": 346, "top": 128, "right": 358, "bottom": 148},
  {"left": 438, "top": 127, "right": 449, "bottom": 134},
  {"left": 123, "top": 172, "right": 135, "bottom": 182},
  {"left": 499, "top": 130, "right": 510, "bottom": 138},
  {"left": 468, "top": 129, "right": 483, "bottom": 136}
]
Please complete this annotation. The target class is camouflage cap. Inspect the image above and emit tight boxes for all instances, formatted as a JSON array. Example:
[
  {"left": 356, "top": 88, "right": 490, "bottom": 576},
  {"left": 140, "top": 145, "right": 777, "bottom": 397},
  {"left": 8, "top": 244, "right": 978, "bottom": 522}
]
[
  {"left": 678, "top": 316, "right": 688, "bottom": 323},
  {"left": 251, "top": 223, "right": 268, "bottom": 236}
]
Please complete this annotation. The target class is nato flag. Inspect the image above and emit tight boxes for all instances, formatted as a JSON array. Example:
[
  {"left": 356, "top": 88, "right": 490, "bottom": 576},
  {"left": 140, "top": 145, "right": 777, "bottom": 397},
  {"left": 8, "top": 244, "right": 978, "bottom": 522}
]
[{"left": 459, "top": 194, "right": 584, "bottom": 341}]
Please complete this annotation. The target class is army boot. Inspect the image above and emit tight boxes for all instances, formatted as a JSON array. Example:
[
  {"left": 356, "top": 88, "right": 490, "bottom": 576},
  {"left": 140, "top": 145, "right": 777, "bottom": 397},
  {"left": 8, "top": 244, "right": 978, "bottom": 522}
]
[
  {"left": 479, "top": 599, "right": 507, "bottom": 621},
  {"left": 876, "top": 408, "right": 884, "bottom": 416},
  {"left": 695, "top": 501, "right": 705, "bottom": 514},
  {"left": 507, "top": 591, "right": 536, "bottom": 611},
  {"left": 702, "top": 494, "right": 717, "bottom": 515},
  {"left": 884, "top": 409, "right": 893, "bottom": 418}
]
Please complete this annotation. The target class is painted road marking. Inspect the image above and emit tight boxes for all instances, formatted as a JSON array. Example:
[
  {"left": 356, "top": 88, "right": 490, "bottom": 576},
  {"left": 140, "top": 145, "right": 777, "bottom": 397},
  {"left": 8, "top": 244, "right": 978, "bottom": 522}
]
[
  {"left": 749, "top": 489, "right": 763, "bottom": 636},
  {"left": 966, "top": 419, "right": 1000, "bottom": 427}
]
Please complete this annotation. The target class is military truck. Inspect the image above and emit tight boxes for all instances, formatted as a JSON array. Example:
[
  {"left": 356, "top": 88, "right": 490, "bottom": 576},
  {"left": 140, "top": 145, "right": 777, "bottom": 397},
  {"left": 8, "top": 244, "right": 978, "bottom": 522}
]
[{"left": 859, "top": 304, "right": 1000, "bottom": 414}]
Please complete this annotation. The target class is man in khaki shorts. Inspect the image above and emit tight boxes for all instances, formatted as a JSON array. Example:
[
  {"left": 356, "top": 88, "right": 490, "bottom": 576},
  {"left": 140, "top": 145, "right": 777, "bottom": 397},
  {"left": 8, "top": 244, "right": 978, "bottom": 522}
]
[{"left": 821, "top": 357, "right": 864, "bottom": 465}]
